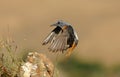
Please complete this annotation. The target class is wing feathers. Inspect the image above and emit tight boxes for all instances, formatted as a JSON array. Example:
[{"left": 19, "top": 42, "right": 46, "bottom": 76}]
[
  {"left": 42, "top": 26, "right": 72, "bottom": 53},
  {"left": 47, "top": 29, "right": 69, "bottom": 52},
  {"left": 42, "top": 32, "right": 56, "bottom": 45},
  {"left": 42, "top": 26, "right": 61, "bottom": 45}
]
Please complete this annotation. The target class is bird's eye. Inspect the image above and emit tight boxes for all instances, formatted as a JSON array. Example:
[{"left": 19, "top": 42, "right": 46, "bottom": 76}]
[{"left": 57, "top": 21, "right": 60, "bottom": 24}]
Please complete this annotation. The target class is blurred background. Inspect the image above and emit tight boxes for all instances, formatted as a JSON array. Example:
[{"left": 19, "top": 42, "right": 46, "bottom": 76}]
[{"left": 0, "top": 0, "right": 120, "bottom": 77}]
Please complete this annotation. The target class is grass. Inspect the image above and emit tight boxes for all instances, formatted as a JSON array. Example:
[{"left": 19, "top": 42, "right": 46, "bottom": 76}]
[{"left": 0, "top": 39, "right": 23, "bottom": 77}]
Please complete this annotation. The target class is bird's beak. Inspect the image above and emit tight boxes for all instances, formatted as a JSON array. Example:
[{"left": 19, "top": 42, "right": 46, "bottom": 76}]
[{"left": 50, "top": 23, "right": 57, "bottom": 27}]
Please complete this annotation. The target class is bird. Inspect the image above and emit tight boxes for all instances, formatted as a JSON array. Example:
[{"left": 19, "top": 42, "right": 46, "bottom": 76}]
[{"left": 42, "top": 20, "right": 78, "bottom": 56}]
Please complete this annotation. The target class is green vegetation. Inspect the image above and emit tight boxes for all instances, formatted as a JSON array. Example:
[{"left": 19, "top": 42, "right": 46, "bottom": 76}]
[
  {"left": 0, "top": 39, "right": 23, "bottom": 77},
  {"left": 58, "top": 56, "right": 120, "bottom": 77}
]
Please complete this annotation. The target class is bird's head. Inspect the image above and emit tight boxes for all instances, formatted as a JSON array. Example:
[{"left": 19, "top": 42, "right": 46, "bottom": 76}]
[{"left": 51, "top": 20, "right": 70, "bottom": 30}]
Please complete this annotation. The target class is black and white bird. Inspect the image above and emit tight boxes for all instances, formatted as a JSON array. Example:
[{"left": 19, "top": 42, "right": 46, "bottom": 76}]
[{"left": 42, "top": 20, "right": 78, "bottom": 56}]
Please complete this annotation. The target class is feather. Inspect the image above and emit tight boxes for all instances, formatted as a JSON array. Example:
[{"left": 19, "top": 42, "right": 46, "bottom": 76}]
[
  {"left": 42, "top": 26, "right": 61, "bottom": 45},
  {"left": 42, "top": 32, "right": 56, "bottom": 45}
]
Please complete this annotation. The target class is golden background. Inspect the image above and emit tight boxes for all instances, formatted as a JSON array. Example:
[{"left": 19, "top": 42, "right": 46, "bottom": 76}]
[{"left": 0, "top": 0, "right": 120, "bottom": 76}]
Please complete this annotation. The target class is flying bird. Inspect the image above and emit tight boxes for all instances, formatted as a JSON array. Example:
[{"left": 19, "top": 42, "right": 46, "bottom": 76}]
[{"left": 42, "top": 20, "right": 78, "bottom": 56}]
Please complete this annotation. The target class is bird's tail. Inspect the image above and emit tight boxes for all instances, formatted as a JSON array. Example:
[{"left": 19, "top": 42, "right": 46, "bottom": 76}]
[{"left": 65, "top": 42, "right": 76, "bottom": 57}]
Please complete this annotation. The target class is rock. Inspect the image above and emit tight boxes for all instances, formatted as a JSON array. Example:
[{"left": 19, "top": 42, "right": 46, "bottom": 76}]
[{"left": 20, "top": 52, "right": 54, "bottom": 77}]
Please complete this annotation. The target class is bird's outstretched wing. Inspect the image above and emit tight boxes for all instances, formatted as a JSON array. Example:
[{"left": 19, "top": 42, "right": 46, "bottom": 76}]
[
  {"left": 42, "top": 26, "right": 61, "bottom": 45},
  {"left": 42, "top": 26, "right": 70, "bottom": 52},
  {"left": 48, "top": 29, "right": 69, "bottom": 52}
]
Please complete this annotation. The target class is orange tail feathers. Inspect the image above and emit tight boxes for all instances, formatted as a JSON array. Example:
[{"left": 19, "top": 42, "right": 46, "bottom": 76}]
[{"left": 65, "top": 42, "right": 76, "bottom": 57}]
